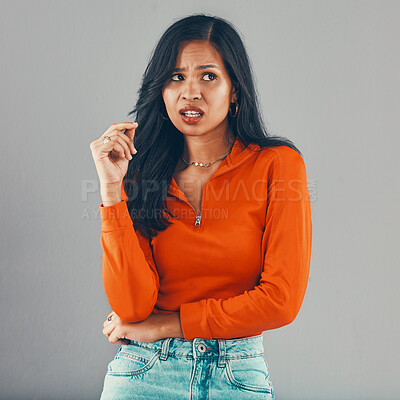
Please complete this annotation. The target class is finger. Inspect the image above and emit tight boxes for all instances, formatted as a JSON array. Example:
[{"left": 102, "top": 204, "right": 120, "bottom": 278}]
[
  {"left": 113, "top": 137, "right": 133, "bottom": 160},
  {"left": 93, "top": 134, "right": 120, "bottom": 158},
  {"left": 102, "top": 122, "right": 138, "bottom": 139},
  {"left": 114, "top": 138, "right": 132, "bottom": 160},
  {"left": 110, "top": 337, "right": 130, "bottom": 345},
  {"left": 102, "top": 134, "right": 133, "bottom": 160},
  {"left": 94, "top": 132, "right": 137, "bottom": 157},
  {"left": 103, "top": 322, "right": 114, "bottom": 337},
  {"left": 116, "top": 131, "right": 137, "bottom": 154},
  {"left": 109, "top": 142, "right": 125, "bottom": 159},
  {"left": 122, "top": 128, "right": 137, "bottom": 151},
  {"left": 103, "top": 312, "right": 115, "bottom": 327},
  {"left": 107, "top": 311, "right": 114, "bottom": 318},
  {"left": 109, "top": 328, "right": 122, "bottom": 343}
]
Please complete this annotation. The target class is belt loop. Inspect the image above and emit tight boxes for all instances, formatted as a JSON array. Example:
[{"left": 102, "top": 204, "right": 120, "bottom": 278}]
[
  {"left": 192, "top": 338, "right": 197, "bottom": 360},
  {"left": 159, "top": 337, "right": 172, "bottom": 361},
  {"left": 217, "top": 339, "right": 226, "bottom": 368}
]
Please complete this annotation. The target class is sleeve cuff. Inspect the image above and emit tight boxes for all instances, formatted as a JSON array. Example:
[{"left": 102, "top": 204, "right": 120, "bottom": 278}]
[
  {"left": 180, "top": 300, "right": 213, "bottom": 340},
  {"left": 99, "top": 200, "right": 133, "bottom": 232}
]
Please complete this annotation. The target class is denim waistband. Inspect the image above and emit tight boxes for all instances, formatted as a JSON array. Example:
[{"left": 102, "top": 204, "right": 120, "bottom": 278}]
[{"left": 125, "top": 334, "right": 264, "bottom": 368}]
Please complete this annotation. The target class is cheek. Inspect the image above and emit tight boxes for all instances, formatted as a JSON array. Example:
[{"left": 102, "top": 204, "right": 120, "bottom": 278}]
[
  {"left": 164, "top": 93, "right": 179, "bottom": 116},
  {"left": 212, "top": 84, "right": 232, "bottom": 107},
  {"left": 162, "top": 92, "right": 168, "bottom": 108},
  {"left": 162, "top": 89, "right": 171, "bottom": 109}
]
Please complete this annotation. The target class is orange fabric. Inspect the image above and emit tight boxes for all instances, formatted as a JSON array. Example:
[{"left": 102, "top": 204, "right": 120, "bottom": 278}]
[{"left": 99, "top": 136, "right": 312, "bottom": 340}]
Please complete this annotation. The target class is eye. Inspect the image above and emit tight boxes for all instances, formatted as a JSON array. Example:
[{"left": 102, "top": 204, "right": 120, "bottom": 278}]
[
  {"left": 169, "top": 72, "right": 217, "bottom": 82},
  {"left": 170, "top": 73, "right": 184, "bottom": 81},
  {"left": 202, "top": 72, "right": 217, "bottom": 81}
]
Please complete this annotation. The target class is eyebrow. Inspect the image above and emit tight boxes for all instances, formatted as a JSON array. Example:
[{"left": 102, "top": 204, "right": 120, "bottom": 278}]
[{"left": 173, "top": 64, "right": 221, "bottom": 72}]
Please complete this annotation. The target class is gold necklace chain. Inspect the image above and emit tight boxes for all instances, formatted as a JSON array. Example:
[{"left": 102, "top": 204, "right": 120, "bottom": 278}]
[{"left": 180, "top": 142, "right": 235, "bottom": 168}]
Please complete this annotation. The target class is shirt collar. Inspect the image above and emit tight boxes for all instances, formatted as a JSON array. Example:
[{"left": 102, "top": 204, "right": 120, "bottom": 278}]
[{"left": 168, "top": 136, "right": 260, "bottom": 197}]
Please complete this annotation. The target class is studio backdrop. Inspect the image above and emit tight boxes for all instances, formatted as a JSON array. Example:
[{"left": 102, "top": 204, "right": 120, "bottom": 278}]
[{"left": 0, "top": 1, "right": 398, "bottom": 399}]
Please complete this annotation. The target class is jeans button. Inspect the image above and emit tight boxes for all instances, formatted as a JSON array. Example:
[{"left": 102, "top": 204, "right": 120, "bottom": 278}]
[{"left": 197, "top": 344, "right": 206, "bottom": 353}]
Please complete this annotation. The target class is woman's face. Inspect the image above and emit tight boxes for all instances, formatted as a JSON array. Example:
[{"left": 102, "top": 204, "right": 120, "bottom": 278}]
[{"left": 162, "top": 40, "right": 237, "bottom": 138}]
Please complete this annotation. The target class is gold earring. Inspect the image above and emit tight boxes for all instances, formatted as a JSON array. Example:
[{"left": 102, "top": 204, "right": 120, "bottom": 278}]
[{"left": 229, "top": 102, "right": 238, "bottom": 118}]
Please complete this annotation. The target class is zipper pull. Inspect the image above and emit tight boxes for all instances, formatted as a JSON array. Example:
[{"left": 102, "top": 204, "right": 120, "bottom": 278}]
[{"left": 194, "top": 215, "right": 202, "bottom": 227}]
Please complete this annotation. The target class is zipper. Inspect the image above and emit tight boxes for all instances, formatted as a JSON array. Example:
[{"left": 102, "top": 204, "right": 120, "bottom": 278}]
[
  {"left": 174, "top": 151, "right": 258, "bottom": 229},
  {"left": 194, "top": 215, "right": 202, "bottom": 227}
]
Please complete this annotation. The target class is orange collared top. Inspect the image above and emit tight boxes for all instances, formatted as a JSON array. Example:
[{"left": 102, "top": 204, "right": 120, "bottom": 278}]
[{"left": 99, "top": 136, "right": 313, "bottom": 340}]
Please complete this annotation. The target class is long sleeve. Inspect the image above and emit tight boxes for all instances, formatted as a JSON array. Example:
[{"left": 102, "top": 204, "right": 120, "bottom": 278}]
[
  {"left": 179, "top": 148, "right": 313, "bottom": 340},
  {"left": 99, "top": 183, "right": 160, "bottom": 322}
]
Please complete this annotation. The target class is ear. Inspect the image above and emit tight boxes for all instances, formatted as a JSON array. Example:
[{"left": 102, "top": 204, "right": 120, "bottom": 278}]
[{"left": 231, "top": 84, "right": 239, "bottom": 103}]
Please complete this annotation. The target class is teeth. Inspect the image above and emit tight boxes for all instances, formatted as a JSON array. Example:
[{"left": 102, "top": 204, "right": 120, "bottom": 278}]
[{"left": 183, "top": 111, "right": 201, "bottom": 117}]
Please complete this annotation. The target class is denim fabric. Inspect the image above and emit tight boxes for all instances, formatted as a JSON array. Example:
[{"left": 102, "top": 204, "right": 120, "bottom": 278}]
[{"left": 100, "top": 333, "right": 274, "bottom": 399}]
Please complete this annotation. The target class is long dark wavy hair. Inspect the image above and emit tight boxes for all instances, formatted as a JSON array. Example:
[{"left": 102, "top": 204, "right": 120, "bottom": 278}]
[{"left": 124, "top": 13, "right": 302, "bottom": 239}]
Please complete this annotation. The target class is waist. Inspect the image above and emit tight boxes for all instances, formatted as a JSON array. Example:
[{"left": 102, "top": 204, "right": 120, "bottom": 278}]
[{"left": 125, "top": 333, "right": 264, "bottom": 360}]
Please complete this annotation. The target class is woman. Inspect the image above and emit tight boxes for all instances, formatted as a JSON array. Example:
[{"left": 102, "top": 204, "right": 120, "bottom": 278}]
[{"left": 90, "top": 13, "right": 312, "bottom": 400}]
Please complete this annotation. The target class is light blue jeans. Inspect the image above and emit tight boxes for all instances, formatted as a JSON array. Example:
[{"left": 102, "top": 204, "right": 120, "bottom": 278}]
[{"left": 100, "top": 333, "right": 274, "bottom": 399}]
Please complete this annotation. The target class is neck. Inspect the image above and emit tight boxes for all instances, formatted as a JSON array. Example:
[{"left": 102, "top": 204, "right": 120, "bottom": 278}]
[{"left": 181, "top": 129, "right": 236, "bottom": 166}]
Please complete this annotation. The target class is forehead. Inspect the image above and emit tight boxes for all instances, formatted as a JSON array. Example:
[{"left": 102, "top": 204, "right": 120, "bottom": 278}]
[{"left": 175, "top": 40, "right": 223, "bottom": 66}]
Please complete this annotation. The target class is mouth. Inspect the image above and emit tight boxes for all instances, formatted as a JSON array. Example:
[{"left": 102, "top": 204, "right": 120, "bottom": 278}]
[{"left": 179, "top": 106, "right": 204, "bottom": 124}]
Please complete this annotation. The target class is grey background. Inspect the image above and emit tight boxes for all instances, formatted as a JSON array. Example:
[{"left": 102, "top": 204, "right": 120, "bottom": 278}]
[{"left": 0, "top": 0, "right": 399, "bottom": 399}]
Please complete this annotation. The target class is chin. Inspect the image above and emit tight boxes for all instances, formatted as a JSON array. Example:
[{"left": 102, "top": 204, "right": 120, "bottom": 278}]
[{"left": 175, "top": 122, "right": 209, "bottom": 135}]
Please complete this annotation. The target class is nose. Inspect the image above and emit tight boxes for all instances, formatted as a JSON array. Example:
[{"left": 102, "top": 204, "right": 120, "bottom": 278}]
[{"left": 182, "top": 78, "right": 201, "bottom": 100}]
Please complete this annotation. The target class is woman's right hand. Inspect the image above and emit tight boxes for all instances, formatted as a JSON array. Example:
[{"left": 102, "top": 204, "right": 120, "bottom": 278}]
[{"left": 90, "top": 122, "right": 138, "bottom": 185}]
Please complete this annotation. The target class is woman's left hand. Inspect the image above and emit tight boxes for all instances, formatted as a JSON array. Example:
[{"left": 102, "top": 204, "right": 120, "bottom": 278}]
[{"left": 102, "top": 310, "right": 183, "bottom": 344}]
